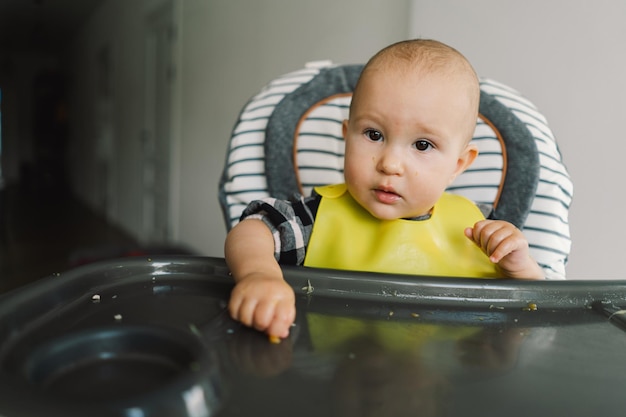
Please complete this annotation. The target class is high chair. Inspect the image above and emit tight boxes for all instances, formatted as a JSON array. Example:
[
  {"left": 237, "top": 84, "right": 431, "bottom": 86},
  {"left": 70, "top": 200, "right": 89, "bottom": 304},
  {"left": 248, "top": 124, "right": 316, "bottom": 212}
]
[{"left": 219, "top": 61, "right": 573, "bottom": 279}]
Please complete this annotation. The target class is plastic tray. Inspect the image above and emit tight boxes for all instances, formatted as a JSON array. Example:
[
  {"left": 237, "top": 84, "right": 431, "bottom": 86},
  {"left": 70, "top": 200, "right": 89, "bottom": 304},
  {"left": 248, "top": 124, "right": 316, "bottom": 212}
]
[{"left": 1, "top": 256, "right": 626, "bottom": 416}]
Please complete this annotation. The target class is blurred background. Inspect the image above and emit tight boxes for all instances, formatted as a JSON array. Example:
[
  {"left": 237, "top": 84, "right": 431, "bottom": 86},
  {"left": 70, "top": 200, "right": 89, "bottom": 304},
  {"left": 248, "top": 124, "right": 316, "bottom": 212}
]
[{"left": 0, "top": 0, "right": 623, "bottom": 292}]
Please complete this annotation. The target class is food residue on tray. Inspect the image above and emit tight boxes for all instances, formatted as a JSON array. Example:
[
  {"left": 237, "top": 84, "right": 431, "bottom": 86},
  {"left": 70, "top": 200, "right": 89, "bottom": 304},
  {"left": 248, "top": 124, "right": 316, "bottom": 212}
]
[
  {"left": 189, "top": 323, "right": 202, "bottom": 338},
  {"left": 522, "top": 303, "right": 538, "bottom": 311},
  {"left": 608, "top": 309, "right": 626, "bottom": 320},
  {"left": 268, "top": 335, "right": 281, "bottom": 344},
  {"left": 302, "top": 279, "right": 314, "bottom": 295}
]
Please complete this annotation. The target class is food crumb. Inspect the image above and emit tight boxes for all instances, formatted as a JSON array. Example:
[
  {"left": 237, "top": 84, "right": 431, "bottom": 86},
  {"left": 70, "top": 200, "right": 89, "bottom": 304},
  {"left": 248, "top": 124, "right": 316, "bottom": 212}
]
[
  {"left": 91, "top": 294, "right": 101, "bottom": 303},
  {"left": 268, "top": 335, "right": 281, "bottom": 344},
  {"left": 302, "top": 279, "right": 314, "bottom": 295},
  {"left": 189, "top": 324, "right": 202, "bottom": 337},
  {"left": 410, "top": 312, "right": 420, "bottom": 318},
  {"left": 522, "top": 303, "right": 538, "bottom": 311},
  {"left": 608, "top": 309, "right": 626, "bottom": 320},
  {"left": 114, "top": 314, "right": 123, "bottom": 321}
]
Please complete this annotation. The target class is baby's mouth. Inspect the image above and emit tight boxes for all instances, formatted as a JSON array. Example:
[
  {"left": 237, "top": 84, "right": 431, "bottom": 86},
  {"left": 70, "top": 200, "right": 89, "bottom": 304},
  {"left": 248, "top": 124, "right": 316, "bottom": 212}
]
[{"left": 374, "top": 188, "right": 401, "bottom": 204}]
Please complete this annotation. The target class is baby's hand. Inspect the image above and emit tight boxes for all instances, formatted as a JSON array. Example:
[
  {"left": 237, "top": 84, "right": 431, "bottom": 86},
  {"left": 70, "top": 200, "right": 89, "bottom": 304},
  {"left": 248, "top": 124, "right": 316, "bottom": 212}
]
[
  {"left": 228, "top": 274, "right": 296, "bottom": 339},
  {"left": 465, "top": 220, "right": 544, "bottom": 280}
]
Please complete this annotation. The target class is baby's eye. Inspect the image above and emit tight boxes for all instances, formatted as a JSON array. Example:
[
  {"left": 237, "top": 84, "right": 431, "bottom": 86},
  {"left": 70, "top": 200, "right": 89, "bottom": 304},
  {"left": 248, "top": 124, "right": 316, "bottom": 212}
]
[
  {"left": 364, "top": 129, "right": 383, "bottom": 142},
  {"left": 414, "top": 140, "right": 433, "bottom": 151}
]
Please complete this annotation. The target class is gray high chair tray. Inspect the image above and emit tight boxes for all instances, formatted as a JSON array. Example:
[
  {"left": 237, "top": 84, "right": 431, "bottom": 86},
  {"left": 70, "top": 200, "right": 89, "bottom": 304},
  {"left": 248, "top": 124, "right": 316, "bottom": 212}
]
[{"left": 0, "top": 256, "right": 625, "bottom": 417}]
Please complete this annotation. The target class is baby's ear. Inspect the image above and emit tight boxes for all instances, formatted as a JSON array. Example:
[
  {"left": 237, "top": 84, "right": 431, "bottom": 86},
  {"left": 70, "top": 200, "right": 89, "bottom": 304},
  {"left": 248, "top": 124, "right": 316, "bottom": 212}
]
[
  {"left": 342, "top": 119, "right": 349, "bottom": 140},
  {"left": 451, "top": 143, "right": 479, "bottom": 183}
]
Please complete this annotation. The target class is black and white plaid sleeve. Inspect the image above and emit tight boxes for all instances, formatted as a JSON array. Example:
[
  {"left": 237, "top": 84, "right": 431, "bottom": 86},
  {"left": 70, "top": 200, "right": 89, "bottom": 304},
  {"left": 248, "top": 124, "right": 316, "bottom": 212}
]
[{"left": 239, "top": 193, "right": 321, "bottom": 265}]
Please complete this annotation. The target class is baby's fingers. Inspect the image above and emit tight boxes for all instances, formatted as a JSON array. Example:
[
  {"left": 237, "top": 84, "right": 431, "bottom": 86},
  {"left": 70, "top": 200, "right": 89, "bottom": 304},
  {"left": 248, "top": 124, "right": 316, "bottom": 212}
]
[
  {"left": 466, "top": 221, "right": 517, "bottom": 262},
  {"left": 254, "top": 298, "right": 294, "bottom": 336},
  {"left": 465, "top": 220, "right": 495, "bottom": 249},
  {"left": 468, "top": 220, "right": 543, "bottom": 280},
  {"left": 485, "top": 229, "right": 519, "bottom": 263},
  {"left": 229, "top": 295, "right": 258, "bottom": 328},
  {"left": 267, "top": 300, "right": 296, "bottom": 340}
]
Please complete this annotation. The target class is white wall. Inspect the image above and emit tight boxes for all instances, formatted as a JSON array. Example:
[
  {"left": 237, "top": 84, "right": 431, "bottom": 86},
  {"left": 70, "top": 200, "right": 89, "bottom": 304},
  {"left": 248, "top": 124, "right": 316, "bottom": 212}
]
[
  {"left": 409, "top": 0, "right": 626, "bottom": 279},
  {"left": 176, "top": 0, "right": 411, "bottom": 256}
]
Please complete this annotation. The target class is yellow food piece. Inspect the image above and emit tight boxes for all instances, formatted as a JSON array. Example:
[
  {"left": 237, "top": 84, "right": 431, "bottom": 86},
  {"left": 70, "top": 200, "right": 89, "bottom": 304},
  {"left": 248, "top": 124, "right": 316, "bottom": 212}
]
[
  {"left": 268, "top": 335, "right": 281, "bottom": 344},
  {"left": 522, "top": 303, "right": 538, "bottom": 311}
]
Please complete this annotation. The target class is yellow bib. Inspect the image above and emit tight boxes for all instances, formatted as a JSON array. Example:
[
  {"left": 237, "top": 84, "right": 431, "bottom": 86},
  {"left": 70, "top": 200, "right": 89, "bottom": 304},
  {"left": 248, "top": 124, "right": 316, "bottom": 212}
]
[{"left": 304, "top": 184, "right": 499, "bottom": 278}]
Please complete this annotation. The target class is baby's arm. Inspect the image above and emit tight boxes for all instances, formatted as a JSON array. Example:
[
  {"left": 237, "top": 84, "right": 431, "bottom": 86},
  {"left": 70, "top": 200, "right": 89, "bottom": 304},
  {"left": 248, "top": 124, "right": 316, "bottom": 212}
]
[
  {"left": 464, "top": 219, "right": 544, "bottom": 280},
  {"left": 225, "top": 219, "right": 296, "bottom": 338}
]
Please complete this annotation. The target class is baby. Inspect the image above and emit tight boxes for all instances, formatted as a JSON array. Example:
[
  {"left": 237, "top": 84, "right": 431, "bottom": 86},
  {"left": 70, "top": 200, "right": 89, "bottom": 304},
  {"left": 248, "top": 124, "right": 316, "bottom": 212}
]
[{"left": 225, "top": 39, "right": 544, "bottom": 340}]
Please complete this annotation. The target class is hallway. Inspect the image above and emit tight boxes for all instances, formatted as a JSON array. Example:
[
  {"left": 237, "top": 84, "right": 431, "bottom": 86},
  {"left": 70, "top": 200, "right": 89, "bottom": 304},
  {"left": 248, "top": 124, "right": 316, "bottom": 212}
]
[{"left": 0, "top": 183, "right": 144, "bottom": 295}]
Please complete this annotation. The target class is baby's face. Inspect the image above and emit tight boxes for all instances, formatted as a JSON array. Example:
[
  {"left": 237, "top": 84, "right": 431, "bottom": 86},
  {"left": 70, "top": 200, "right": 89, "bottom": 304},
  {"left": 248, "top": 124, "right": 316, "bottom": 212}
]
[{"left": 343, "top": 67, "right": 477, "bottom": 220}]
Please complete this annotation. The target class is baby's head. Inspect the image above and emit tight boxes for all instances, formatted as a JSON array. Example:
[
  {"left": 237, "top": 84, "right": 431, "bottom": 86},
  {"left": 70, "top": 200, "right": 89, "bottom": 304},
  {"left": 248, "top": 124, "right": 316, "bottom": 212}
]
[
  {"left": 343, "top": 39, "right": 480, "bottom": 220},
  {"left": 353, "top": 39, "right": 480, "bottom": 141}
]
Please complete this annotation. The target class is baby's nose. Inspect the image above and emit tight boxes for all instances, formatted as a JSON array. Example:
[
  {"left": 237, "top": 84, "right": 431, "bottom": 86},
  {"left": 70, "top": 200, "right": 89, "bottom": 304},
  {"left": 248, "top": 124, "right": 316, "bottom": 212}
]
[{"left": 377, "top": 150, "right": 404, "bottom": 175}]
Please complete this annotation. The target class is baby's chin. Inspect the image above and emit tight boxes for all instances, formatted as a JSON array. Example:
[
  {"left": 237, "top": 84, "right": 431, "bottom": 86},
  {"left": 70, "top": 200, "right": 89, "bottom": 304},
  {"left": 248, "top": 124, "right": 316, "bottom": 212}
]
[
  {"left": 348, "top": 188, "right": 431, "bottom": 220},
  {"left": 365, "top": 203, "right": 433, "bottom": 221},
  {"left": 364, "top": 205, "right": 423, "bottom": 221}
]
